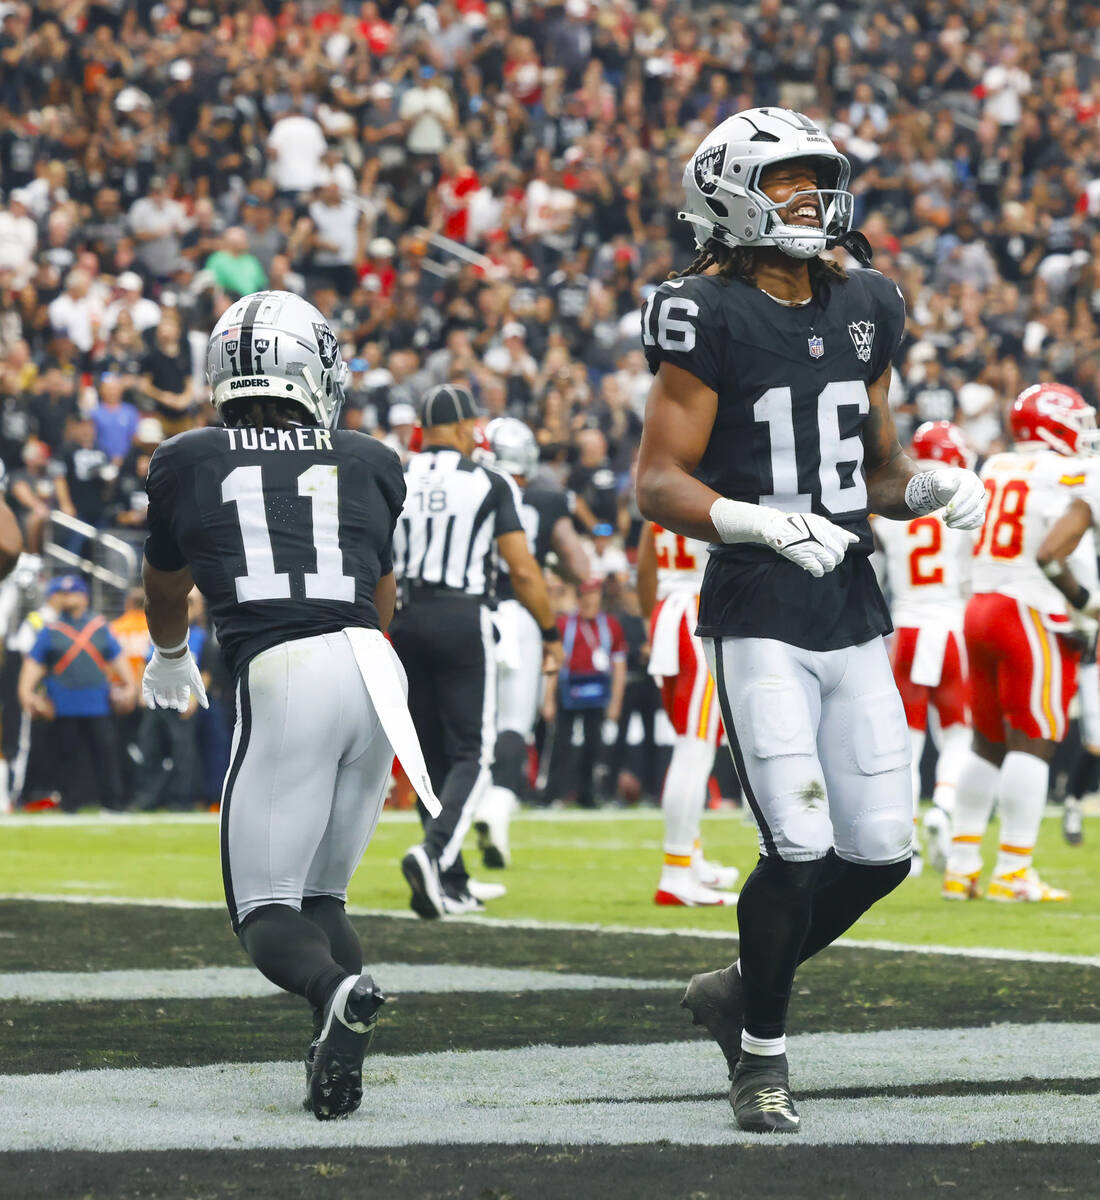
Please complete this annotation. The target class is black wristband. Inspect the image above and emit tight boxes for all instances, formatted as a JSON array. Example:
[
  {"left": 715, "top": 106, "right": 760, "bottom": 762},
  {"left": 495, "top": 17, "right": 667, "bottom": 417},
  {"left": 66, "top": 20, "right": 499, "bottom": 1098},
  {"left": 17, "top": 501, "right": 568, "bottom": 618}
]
[
  {"left": 1071, "top": 584, "right": 1091, "bottom": 611},
  {"left": 541, "top": 624, "right": 561, "bottom": 643}
]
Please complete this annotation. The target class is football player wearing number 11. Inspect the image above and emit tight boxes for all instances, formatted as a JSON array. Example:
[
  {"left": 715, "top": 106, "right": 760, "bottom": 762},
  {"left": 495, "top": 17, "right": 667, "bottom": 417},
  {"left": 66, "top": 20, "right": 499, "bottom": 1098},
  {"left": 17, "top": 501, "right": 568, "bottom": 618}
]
[
  {"left": 142, "top": 290, "right": 434, "bottom": 1122},
  {"left": 635, "top": 108, "right": 986, "bottom": 1135}
]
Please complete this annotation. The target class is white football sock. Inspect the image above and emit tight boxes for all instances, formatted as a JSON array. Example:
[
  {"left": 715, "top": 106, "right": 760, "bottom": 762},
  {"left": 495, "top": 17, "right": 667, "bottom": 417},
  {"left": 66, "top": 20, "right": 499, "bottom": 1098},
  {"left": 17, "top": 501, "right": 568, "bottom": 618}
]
[
  {"left": 908, "top": 727, "right": 926, "bottom": 815},
  {"left": 994, "top": 751, "right": 1049, "bottom": 877},
  {"left": 947, "top": 751, "right": 999, "bottom": 875},
  {"left": 741, "top": 1031, "right": 786, "bottom": 1057},
  {"left": 661, "top": 736, "right": 716, "bottom": 859},
  {"left": 932, "top": 724, "right": 970, "bottom": 816}
]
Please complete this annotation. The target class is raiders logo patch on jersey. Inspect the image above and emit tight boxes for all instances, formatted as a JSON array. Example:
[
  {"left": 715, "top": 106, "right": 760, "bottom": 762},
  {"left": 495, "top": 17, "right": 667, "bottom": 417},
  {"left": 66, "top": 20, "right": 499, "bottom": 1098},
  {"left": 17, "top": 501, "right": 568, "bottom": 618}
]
[
  {"left": 313, "top": 323, "right": 339, "bottom": 369},
  {"left": 694, "top": 144, "right": 726, "bottom": 196},
  {"left": 848, "top": 321, "right": 875, "bottom": 363}
]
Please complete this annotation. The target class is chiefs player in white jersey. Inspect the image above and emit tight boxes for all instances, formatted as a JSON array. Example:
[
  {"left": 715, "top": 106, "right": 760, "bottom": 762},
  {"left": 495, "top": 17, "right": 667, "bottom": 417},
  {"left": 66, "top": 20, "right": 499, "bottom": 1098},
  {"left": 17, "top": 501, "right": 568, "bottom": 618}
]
[
  {"left": 946, "top": 384, "right": 1099, "bottom": 903},
  {"left": 637, "top": 521, "right": 739, "bottom": 906},
  {"left": 872, "top": 422, "right": 975, "bottom": 875}
]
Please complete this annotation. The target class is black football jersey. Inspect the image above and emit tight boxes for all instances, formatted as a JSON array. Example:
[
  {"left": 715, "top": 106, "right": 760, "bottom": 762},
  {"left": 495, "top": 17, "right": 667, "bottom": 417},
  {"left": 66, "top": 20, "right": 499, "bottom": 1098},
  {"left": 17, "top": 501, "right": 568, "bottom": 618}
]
[
  {"left": 496, "top": 474, "right": 571, "bottom": 602},
  {"left": 642, "top": 268, "right": 906, "bottom": 651},
  {"left": 144, "top": 425, "right": 406, "bottom": 678}
]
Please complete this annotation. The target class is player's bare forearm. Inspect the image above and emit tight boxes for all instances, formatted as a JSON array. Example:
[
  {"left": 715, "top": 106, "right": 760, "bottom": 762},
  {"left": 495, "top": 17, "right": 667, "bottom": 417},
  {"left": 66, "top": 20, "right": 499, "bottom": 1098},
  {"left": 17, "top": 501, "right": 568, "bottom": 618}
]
[
  {"left": 374, "top": 571, "right": 396, "bottom": 631},
  {"left": 142, "top": 559, "right": 195, "bottom": 653},
  {"left": 498, "top": 531, "right": 556, "bottom": 631},
  {"left": 866, "top": 448, "right": 921, "bottom": 518},
  {"left": 636, "top": 363, "right": 723, "bottom": 541},
  {"left": 0, "top": 500, "right": 23, "bottom": 580},
  {"left": 636, "top": 522, "right": 657, "bottom": 620},
  {"left": 1036, "top": 499, "right": 1094, "bottom": 610},
  {"left": 862, "top": 365, "right": 919, "bottom": 519}
]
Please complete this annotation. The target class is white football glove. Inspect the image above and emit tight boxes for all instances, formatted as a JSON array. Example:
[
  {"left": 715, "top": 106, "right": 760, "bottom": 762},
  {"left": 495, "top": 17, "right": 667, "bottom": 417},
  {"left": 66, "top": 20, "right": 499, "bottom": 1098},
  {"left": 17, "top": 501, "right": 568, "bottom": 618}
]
[
  {"left": 142, "top": 646, "right": 209, "bottom": 712},
  {"left": 906, "top": 468, "right": 987, "bottom": 531},
  {"left": 710, "top": 499, "right": 858, "bottom": 578},
  {"left": 753, "top": 510, "right": 859, "bottom": 578}
]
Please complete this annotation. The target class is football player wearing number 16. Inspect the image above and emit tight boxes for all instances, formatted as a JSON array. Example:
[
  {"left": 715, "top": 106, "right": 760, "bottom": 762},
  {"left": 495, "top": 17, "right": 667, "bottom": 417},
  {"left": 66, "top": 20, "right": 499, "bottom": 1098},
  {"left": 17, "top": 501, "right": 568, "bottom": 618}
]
[
  {"left": 142, "top": 290, "right": 438, "bottom": 1121},
  {"left": 634, "top": 108, "right": 986, "bottom": 1135}
]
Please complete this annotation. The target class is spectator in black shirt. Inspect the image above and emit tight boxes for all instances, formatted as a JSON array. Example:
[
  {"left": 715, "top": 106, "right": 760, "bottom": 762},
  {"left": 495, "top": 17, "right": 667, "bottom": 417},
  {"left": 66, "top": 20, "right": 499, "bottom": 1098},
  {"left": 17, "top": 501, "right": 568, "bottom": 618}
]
[
  {"left": 141, "top": 311, "right": 195, "bottom": 435},
  {"left": 568, "top": 428, "right": 619, "bottom": 531},
  {"left": 57, "top": 415, "right": 112, "bottom": 528}
]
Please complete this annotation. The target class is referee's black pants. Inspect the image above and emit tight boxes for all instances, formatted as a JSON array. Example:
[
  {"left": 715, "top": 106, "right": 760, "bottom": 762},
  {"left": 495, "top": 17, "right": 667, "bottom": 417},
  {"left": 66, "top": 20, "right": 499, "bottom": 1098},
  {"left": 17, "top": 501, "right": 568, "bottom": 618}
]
[{"left": 389, "top": 593, "right": 496, "bottom": 889}]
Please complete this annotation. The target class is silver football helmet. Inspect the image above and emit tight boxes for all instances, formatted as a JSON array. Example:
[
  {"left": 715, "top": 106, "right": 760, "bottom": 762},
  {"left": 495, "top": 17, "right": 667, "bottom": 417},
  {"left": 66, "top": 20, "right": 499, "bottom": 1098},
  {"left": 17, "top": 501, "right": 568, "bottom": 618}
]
[
  {"left": 679, "top": 107, "right": 854, "bottom": 260},
  {"left": 207, "top": 291, "right": 348, "bottom": 429},
  {"left": 486, "top": 417, "right": 539, "bottom": 479}
]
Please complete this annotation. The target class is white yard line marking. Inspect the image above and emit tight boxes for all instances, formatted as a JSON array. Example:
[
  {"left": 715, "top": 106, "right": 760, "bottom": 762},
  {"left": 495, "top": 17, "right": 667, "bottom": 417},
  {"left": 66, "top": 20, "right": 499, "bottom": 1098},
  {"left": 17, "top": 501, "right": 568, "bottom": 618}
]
[
  {"left": 0, "top": 964, "right": 679, "bottom": 1002},
  {"left": 2, "top": 1025, "right": 1096, "bottom": 1150},
  {"left": 2, "top": 892, "right": 1098, "bottom": 967}
]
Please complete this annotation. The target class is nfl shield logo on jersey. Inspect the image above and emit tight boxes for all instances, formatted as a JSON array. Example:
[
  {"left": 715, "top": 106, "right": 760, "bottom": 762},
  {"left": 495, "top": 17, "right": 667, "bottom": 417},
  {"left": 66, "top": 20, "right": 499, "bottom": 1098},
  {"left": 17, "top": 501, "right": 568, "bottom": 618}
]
[
  {"left": 848, "top": 321, "right": 875, "bottom": 363},
  {"left": 808, "top": 335, "right": 824, "bottom": 358}
]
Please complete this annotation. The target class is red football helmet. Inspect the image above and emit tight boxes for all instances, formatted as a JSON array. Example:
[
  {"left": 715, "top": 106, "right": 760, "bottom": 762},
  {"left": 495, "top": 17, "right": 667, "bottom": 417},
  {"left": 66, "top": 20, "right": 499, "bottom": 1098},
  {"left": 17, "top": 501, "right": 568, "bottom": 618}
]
[
  {"left": 1010, "top": 383, "right": 1098, "bottom": 456},
  {"left": 911, "top": 421, "right": 973, "bottom": 469}
]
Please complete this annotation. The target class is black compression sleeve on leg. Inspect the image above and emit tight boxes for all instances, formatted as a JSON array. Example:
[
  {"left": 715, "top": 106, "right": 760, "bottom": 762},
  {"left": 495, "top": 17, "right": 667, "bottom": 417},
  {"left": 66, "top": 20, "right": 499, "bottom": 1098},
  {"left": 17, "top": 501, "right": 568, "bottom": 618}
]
[
  {"left": 736, "top": 854, "right": 825, "bottom": 1041},
  {"left": 492, "top": 730, "right": 528, "bottom": 795},
  {"left": 301, "top": 896, "right": 363, "bottom": 976},
  {"left": 796, "top": 852, "right": 910, "bottom": 965},
  {"left": 237, "top": 903, "right": 348, "bottom": 1011}
]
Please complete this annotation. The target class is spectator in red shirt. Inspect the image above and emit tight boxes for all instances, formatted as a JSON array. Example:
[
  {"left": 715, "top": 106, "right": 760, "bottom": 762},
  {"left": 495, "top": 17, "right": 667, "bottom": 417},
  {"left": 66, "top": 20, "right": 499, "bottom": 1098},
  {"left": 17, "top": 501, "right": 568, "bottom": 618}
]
[
  {"left": 434, "top": 148, "right": 481, "bottom": 243},
  {"left": 542, "top": 578, "right": 626, "bottom": 808}
]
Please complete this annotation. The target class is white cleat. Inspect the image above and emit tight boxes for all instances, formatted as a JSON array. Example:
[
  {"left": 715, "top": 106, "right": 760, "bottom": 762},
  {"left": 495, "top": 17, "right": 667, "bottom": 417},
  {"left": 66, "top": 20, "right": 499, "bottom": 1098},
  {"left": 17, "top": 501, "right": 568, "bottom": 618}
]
[
  {"left": 473, "top": 785, "right": 517, "bottom": 869},
  {"left": 692, "top": 848, "right": 740, "bottom": 892},
  {"left": 655, "top": 876, "right": 738, "bottom": 907},
  {"left": 922, "top": 806, "right": 951, "bottom": 873},
  {"left": 466, "top": 878, "right": 507, "bottom": 903}
]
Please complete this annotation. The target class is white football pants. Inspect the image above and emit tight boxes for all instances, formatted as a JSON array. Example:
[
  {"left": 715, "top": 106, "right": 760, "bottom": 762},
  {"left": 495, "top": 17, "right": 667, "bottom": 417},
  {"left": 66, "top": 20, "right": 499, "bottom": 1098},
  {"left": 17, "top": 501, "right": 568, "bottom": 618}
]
[
  {"left": 495, "top": 599, "right": 544, "bottom": 738},
  {"left": 221, "top": 630, "right": 398, "bottom": 930},
  {"left": 705, "top": 635, "right": 912, "bottom": 866}
]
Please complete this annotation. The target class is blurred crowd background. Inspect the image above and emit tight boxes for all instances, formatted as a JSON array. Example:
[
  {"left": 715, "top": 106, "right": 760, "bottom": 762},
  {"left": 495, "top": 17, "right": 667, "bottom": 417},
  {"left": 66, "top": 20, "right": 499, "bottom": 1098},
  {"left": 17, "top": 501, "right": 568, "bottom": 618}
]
[{"left": 1, "top": 0, "right": 1099, "bottom": 809}]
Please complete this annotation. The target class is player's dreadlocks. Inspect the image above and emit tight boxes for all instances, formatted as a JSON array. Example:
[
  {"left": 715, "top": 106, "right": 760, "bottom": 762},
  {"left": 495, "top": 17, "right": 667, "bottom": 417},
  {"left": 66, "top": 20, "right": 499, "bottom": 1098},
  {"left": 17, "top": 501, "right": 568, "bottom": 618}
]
[
  {"left": 669, "top": 239, "right": 847, "bottom": 288},
  {"left": 222, "top": 398, "right": 310, "bottom": 432}
]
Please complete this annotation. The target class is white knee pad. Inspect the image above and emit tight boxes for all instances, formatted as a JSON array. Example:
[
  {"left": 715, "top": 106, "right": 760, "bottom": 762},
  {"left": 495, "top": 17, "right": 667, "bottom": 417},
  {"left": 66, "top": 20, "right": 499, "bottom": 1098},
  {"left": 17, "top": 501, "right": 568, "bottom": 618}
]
[
  {"left": 779, "top": 791, "right": 835, "bottom": 859},
  {"left": 847, "top": 807, "right": 913, "bottom": 865},
  {"left": 740, "top": 678, "right": 816, "bottom": 759}
]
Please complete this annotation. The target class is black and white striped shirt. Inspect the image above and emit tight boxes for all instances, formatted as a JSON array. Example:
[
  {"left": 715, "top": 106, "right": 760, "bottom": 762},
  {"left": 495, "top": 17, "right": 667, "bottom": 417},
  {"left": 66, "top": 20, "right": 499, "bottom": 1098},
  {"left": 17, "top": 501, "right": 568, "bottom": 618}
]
[{"left": 394, "top": 448, "right": 522, "bottom": 599}]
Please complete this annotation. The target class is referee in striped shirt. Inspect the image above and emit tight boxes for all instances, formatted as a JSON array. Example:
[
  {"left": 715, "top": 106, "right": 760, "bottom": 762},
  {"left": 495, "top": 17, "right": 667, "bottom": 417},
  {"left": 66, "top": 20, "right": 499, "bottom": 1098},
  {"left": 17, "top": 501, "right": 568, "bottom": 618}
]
[{"left": 391, "top": 385, "right": 563, "bottom": 917}]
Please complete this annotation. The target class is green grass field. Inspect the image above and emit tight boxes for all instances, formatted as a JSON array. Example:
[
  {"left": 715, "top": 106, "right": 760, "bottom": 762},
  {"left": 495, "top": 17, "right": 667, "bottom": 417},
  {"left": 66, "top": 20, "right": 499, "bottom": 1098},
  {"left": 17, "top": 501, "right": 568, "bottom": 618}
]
[{"left": 4, "top": 807, "right": 1097, "bottom": 955}]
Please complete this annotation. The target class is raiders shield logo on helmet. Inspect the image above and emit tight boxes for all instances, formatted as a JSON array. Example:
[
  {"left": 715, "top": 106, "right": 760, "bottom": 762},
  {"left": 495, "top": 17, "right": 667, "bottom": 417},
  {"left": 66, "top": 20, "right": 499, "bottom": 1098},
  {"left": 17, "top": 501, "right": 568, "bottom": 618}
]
[
  {"left": 313, "top": 323, "right": 339, "bottom": 369},
  {"left": 224, "top": 339, "right": 238, "bottom": 357},
  {"left": 693, "top": 144, "right": 726, "bottom": 196},
  {"left": 848, "top": 321, "right": 875, "bottom": 363}
]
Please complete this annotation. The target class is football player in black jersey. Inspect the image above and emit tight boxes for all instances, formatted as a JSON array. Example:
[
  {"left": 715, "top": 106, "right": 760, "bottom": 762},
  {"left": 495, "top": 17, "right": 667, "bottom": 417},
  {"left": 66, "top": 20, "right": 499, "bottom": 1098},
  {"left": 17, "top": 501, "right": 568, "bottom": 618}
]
[
  {"left": 635, "top": 109, "right": 987, "bottom": 1133},
  {"left": 473, "top": 417, "right": 589, "bottom": 870},
  {"left": 141, "top": 290, "right": 435, "bottom": 1121}
]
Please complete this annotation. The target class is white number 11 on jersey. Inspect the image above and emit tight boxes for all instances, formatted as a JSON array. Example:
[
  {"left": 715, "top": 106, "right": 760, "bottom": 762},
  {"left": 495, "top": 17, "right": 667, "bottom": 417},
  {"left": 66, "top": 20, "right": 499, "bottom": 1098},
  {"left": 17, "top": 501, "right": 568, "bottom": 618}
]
[{"left": 221, "top": 463, "right": 354, "bottom": 603}]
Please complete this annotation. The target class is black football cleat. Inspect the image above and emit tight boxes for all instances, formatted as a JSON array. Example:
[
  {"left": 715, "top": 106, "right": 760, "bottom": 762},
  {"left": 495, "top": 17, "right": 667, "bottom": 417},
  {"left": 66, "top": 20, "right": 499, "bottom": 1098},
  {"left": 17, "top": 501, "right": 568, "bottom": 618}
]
[
  {"left": 729, "top": 1051, "right": 801, "bottom": 1134},
  {"left": 402, "top": 845, "right": 445, "bottom": 919},
  {"left": 681, "top": 965, "right": 744, "bottom": 1078},
  {"left": 302, "top": 1005, "right": 324, "bottom": 1112},
  {"left": 308, "top": 974, "right": 386, "bottom": 1121}
]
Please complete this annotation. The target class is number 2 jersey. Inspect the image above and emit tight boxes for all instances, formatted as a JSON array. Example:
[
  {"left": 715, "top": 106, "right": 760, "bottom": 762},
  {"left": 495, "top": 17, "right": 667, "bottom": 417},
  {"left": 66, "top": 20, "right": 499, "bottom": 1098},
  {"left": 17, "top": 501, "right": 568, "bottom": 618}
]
[
  {"left": 144, "top": 424, "right": 406, "bottom": 679},
  {"left": 971, "top": 447, "right": 1098, "bottom": 618},
  {"left": 871, "top": 513, "right": 971, "bottom": 631},
  {"left": 642, "top": 267, "right": 906, "bottom": 650}
]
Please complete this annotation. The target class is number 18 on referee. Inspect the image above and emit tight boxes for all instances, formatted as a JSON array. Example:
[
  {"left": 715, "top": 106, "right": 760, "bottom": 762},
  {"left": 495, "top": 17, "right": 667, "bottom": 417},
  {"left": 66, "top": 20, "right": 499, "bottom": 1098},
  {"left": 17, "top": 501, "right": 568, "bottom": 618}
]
[{"left": 391, "top": 386, "right": 564, "bottom": 917}]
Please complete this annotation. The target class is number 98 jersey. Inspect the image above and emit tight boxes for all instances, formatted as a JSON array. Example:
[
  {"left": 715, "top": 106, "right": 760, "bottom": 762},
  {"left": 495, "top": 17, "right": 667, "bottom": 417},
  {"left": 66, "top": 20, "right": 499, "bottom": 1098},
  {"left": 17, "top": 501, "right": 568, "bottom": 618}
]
[
  {"left": 641, "top": 268, "right": 906, "bottom": 651},
  {"left": 144, "top": 425, "right": 406, "bottom": 679}
]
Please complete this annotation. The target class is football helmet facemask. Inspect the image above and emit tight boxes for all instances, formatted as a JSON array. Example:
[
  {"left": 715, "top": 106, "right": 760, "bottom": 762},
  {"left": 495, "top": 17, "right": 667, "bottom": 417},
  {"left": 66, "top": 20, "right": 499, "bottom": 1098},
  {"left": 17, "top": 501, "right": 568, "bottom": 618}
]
[
  {"left": 911, "top": 421, "right": 975, "bottom": 470},
  {"left": 679, "top": 107, "right": 855, "bottom": 260},
  {"left": 207, "top": 291, "right": 348, "bottom": 429},
  {"left": 486, "top": 417, "right": 539, "bottom": 479},
  {"left": 1010, "top": 383, "right": 1099, "bottom": 457}
]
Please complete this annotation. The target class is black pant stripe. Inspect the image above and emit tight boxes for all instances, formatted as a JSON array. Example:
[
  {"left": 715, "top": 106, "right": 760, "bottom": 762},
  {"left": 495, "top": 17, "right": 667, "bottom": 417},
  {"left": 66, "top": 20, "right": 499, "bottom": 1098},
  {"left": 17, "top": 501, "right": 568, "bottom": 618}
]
[
  {"left": 237, "top": 293, "right": 265, "bottom": 377},
  {"left": 221, "top": 664, "right": 253, "bottom": 932},
  {"left": 711, "top": 638, "right": 778, "bottom": 857}
]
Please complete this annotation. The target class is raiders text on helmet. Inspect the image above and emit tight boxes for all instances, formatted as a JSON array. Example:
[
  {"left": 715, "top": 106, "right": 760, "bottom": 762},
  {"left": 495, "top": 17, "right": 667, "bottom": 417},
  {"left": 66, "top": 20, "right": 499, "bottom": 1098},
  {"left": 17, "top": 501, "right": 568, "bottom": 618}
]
[
  {"left": 679, "top": 107, "right": 855, "bottom": 260},
  {"left": 207, "top": 291, "right": 349, "bottom": 429},
  {"left": 486, "top": 417, "right": 539, "bottom": 479}
]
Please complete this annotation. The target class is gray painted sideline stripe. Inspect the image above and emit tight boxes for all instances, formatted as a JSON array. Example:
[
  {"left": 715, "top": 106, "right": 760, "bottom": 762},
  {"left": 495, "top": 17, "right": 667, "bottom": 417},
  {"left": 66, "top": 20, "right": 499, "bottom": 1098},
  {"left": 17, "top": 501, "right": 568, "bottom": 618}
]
[
  {"left": 0, "top": 964, "right": 679, "bottom": 1002},
  {"left": 1, "top": 1025, "right": 1096, "bottom": 1151},
  {"left": 3, "top": 893, "right": 1097, "bottom": 968}
]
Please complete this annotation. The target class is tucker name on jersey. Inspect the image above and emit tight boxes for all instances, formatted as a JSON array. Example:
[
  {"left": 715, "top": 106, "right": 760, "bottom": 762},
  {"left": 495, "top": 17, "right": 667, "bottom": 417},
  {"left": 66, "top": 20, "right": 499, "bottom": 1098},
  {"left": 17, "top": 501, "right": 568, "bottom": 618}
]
[{"left": 642, "top": 267, "right": 906, "bottom": 650}]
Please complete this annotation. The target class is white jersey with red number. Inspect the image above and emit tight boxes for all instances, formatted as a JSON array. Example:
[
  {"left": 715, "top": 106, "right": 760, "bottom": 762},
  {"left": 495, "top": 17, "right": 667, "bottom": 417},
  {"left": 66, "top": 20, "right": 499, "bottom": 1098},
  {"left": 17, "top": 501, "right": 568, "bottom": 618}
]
[
  {"left": 871, "top": 513, "right": 972, "bottom": 631},
  {"left": 972, "top": 448, "right": 1099, "bottom": 617},
  {"left": 653, "top": 524, "right": 709, "bottom": 599}
]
